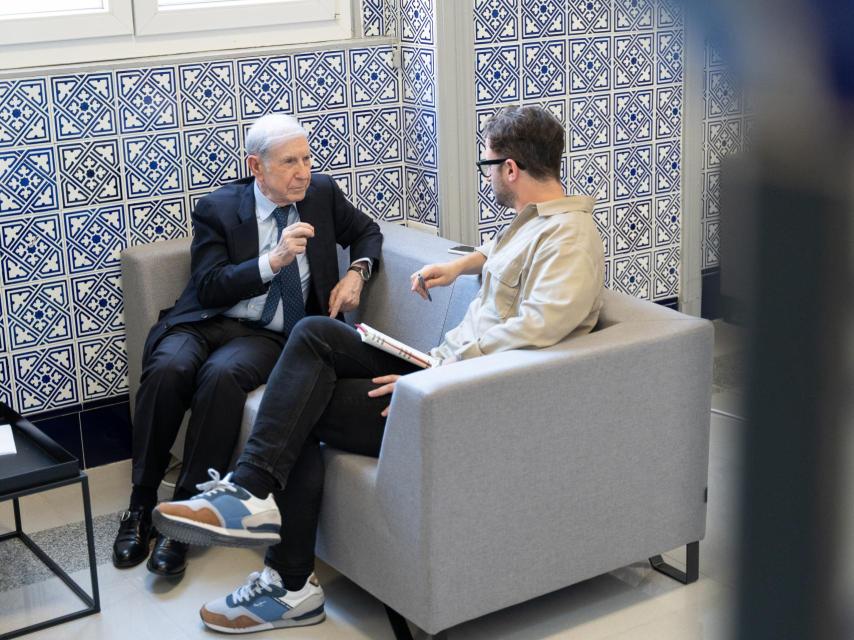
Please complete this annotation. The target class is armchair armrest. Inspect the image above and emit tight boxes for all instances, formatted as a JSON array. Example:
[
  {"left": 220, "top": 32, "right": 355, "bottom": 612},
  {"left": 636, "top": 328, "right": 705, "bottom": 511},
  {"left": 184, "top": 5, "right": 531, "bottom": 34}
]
[{"left": 374, "top": 317, "right": 712, "bottom": 623}]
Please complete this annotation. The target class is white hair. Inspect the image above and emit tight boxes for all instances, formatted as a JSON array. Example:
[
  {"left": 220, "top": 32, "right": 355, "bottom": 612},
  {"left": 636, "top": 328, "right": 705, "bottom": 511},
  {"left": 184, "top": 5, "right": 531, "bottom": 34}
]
[{"left": 245, "top": 114, "right": 308, "bottom": 159}]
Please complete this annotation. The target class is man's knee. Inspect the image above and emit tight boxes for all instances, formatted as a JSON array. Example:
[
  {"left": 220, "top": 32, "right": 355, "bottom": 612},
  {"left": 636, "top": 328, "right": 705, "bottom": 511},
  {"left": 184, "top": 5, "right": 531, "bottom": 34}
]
[
  {"left": 140, "top": 355, "right": 196, "bottom": 392},
  {"left": 289, "top": 316, "right": 348, "bottom": 347}
]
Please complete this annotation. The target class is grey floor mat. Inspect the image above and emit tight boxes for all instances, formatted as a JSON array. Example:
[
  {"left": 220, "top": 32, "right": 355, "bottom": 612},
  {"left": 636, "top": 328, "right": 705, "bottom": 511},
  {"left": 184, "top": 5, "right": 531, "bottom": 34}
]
[{"left": 0, "top": 512, "right": 120, "bottom": 593}]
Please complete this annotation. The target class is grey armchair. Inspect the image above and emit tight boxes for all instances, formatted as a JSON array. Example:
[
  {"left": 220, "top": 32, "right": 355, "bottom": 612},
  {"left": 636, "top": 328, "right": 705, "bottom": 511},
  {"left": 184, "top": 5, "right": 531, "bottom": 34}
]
[{"left": 121, "top": 221, "right": 713, "bottom": 639}]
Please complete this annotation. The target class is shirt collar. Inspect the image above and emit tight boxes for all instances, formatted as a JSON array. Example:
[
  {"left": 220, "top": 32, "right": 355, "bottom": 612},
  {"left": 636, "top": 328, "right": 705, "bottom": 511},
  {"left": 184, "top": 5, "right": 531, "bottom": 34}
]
[
  {"left": 253, "top": 181, "right": 288, "bottom": 222},
  {"left": 529, "top": 195, "right": 596, "bottom": 217}
]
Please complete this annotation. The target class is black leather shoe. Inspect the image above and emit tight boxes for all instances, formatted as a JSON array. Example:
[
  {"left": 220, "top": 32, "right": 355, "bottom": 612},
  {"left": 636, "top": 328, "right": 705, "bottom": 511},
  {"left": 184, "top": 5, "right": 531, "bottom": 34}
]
[
  {"left": 146, "top": 534, "right": 189, "bottom": 577},
  {"left": 112, "top": 506, "right": 155, "bottom": 568}
]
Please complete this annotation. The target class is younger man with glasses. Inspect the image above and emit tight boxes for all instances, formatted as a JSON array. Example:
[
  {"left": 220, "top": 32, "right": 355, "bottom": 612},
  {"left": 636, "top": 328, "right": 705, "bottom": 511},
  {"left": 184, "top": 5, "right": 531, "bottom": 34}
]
[{"left": 151, "top": 105, "right": 605, "bottom": 634}]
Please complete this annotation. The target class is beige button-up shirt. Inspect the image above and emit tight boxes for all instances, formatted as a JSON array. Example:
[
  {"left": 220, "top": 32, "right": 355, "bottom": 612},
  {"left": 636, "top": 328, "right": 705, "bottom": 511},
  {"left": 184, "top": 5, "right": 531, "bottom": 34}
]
[{"left": 431, "top": 195, "right": 605, "bottom": 362}]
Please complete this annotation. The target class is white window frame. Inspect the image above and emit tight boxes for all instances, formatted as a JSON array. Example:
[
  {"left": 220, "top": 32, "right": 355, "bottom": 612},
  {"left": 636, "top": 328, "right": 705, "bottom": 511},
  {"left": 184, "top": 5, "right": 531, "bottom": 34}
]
[
  {"left": 0, "top": 1, "right": 134, "bottom": 46},
  {"left": 0, "top": 0, "right": 355, "bottom": 71},
  {"left": 132, "top": 0, "right": 339, "bottom": 37}
]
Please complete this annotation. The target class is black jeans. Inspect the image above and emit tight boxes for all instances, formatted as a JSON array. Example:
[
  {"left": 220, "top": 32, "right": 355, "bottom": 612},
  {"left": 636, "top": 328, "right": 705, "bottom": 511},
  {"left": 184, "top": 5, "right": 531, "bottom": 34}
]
[
  {"left": 238, "top": 316, "right": 419, "bottom": 578},
  {"left": 132, "top": 316, "right": 284, "bottom": 499}
]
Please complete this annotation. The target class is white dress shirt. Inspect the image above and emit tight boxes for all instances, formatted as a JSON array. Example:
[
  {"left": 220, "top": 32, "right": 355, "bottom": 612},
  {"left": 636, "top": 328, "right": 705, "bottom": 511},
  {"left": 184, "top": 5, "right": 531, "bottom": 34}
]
[{"left": 222, "top": 183, "right": 311, "bottom": 333}]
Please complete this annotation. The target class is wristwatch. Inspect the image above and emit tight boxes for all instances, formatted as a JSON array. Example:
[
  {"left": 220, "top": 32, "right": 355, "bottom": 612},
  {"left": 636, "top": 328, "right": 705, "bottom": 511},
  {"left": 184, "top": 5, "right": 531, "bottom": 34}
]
[{"left": 347, "top": 263, "right": 370, "bottom": 282}]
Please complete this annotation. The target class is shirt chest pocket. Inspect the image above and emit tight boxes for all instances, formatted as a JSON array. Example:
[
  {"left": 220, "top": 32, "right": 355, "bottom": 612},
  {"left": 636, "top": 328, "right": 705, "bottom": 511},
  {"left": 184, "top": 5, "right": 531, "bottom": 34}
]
[{"left": 485, "top": 259, "right": 525, "bottom": 319}]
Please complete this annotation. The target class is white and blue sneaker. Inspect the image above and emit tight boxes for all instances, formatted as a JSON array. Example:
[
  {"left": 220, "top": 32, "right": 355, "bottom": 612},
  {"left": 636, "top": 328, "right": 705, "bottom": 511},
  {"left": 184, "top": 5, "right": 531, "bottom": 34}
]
[
  {"left": 152, "top": 469, "right": 281, "bottom": 548},
  {"left": 200, "top": 567, "right": 325, "bottom": 634}
]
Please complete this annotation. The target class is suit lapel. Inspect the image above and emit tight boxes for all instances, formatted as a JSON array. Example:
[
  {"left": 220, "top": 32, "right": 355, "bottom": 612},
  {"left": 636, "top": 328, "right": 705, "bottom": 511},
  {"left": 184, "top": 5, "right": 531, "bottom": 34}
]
[{"left": 231, "top": 179, "right": 259, "bottom": 257}]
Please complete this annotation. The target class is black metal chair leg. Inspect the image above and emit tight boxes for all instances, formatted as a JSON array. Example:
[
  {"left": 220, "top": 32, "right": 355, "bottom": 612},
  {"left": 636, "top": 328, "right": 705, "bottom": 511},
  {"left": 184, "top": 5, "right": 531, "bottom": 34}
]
[
  {"left": 649, "top": 541, "right": 700, "bottom": 584},
  {"left": 384, "top": 606, "right": 448, "bottom": 639},
  {"left": 385, "top": 605, "right": 415, "bottom": 640}
]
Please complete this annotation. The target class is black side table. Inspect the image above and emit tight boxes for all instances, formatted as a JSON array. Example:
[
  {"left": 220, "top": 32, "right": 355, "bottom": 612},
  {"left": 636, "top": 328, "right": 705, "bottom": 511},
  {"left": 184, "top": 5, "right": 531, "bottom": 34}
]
[{"left": 0, "top": 404, "right": 100, "bottom": 640}]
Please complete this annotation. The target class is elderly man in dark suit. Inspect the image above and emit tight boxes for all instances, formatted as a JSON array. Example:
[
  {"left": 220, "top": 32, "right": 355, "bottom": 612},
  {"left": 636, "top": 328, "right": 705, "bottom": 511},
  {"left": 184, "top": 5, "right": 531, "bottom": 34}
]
[{"left": 112, "top": 114, "right": 382, "bottom": 577}]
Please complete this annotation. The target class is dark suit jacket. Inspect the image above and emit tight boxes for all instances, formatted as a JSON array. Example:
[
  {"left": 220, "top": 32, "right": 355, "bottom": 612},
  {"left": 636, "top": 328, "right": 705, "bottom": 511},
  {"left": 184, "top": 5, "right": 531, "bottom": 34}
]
[{"left": 143, "top": 174, "right": 383, "bottom": 361}]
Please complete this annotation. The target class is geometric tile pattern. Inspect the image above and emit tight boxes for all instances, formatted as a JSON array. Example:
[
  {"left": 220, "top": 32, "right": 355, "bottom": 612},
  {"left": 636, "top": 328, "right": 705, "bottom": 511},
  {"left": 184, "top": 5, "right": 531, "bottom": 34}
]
[
  {"left": 569, "top": 0, "right": 609, "bottom": 33},
  {"left": 706, "top": 69, "right": 741, "bottom": 118},
  {"left": 0, "top": 79, "right": 50, "bottom": 147},
  {"left": 702, "top": 39, "right": 745, "bottom": 269},
  {"left": 353, "top": 108, "right": 402, "bottom": 166},
  {"left": 51, "top": 73, "right": 116, "bottom": 140},
  {"left": 117, "top": 67, "right": 179, "bottom": 133},
  {"left": 179, "top": 62, "right": 237, "bottom": 125},
  {"left": 615, "top": 0, "right": 653, "bottom": 31},
  {"left": 350, "top": 47, "right": 400, "bottom": 106},
  {"left": 237, "top": 57, "right": 294, "bottom": 119},
  {"left": 78, "top": 334, "right": 129, "bottom": 401},
  {"left": 522, "top": 0, "right": 566, "bottom": 38},
  {"left": 487, "top": 0, "right": 684, "bottom": 304},
  {"left": 656, "top": 85, "right": 682, "bottom": 138},
  {"left": 356, "top": 166, "right": 404, "bottom": 222},
  {"left": 0, "top": 214, "right": 64, "bottom": 286},
  {"left": 615, "top": 35, "right": 653, "bottom": 88},
  {"left": 0, "top": 27, "right": 431, "bottom": 417},
  {"left": 475, "top": 46, "right": 520, "bottom": 105},
  {"left": 71, "top": 270, "right": 124, "bottom": 337},
  {"left": 403, "top": 46, "right": 437, "bottom": 106},
  {"left": 183, "top": 125, "right": 241, "bottom": 190},
  {"left": 475, "top": 0, "right": 518, "bottom": 43},
  {"left": 13, "top": 345, "right": 79, "bottom": 412},
  {"left": 655, "top": 140, "right": 680, "bottom": 193},
  {"left": 657, "top": 0, "right": 683, "bottom": 29},
  {"left": 5, "top": 280, "right": 72, "bottom": 350},
  {"left": 64, "top": 206, "right": 127, "bottom": 274},
  {"left": 571, "top": 152, "right": 610, "bottom": 201},
  {"left": 128, "top": 198, "right": 189, "bottom": 246},
  {"left": 613, "top": 252, "right": 651, "bottom": 299},
  {"left": 362, "top": 0, "right": 387, "bottom": 37},
  {"left": 0, "top": 357, "right": 11, "bottom": 410},
  {"left": 405, "top": 167, "right": 438, "bottom": 225},
  {"left": 522, "top": 41, "right": 566, "bottom": 99},
  {"left": 299, "top": 112, "right": 351, "bottom": 172},
  {"left": 614, "top": 145, "right": 652, "bottom": 200},
  {"left": 613, "top": 199, "right": 652, "bottom": 254},
  {"left": 657, "top": 30, "right": 683, "bottom": 84},
  {"left": 705, "top": 119, "right": 741, "bottom": 170},
  {"left": 0, "top": 147, "right": 57, "bottom": 215},
  {"left": 401, "top": 0, "right": 434, "bottom": 44},
  {"left": 570, "top": 95, "right": 610, "bottom": 151},
  {"left": 58, "top": 141, "right": 123, "bottom": 208},
  {"left": 403, "top": 108, "right": 438, "bottom": 168},
  {"left": 569, "top": 37, "right": 610, "bottom": 92},
  {"left": 122, "top": 133, "right": 183, "bottom": 198},
  {"left": 655, "top": 193, "right": 681, "bottom": 246},
  {"left": 294, "top": 50, "right": 348, "bottom": 112},
  {"left": 614, "top": 90, "right": 652, "bottom": 145},
  {"left": 654, "top": 245, "right": 679, "bottom": 297}
]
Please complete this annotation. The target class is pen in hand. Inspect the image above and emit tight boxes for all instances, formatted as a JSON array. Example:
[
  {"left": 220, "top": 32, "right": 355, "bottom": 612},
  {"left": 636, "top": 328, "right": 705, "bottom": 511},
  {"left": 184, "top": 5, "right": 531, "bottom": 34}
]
[{"left": 417, "top": 272, "right": 432, "bottom": 302}]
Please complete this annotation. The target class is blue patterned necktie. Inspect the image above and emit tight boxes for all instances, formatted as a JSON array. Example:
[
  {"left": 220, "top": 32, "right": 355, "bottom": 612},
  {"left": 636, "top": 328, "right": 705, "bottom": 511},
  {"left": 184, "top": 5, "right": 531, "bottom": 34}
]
[{"left": 257, "top": 206, "right": 305, "bottom": 333}]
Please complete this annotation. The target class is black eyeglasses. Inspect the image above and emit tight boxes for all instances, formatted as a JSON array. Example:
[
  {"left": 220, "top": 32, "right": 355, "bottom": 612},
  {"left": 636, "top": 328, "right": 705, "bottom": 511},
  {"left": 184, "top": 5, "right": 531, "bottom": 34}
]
[{"left": 476, "top": 157, "right": 526, "bottom": 177}]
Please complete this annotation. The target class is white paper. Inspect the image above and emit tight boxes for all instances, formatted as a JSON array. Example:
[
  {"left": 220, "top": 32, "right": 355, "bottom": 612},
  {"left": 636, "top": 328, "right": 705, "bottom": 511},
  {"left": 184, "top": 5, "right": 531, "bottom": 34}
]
[{"left": 0, "top": 423, "right": 16, "bottom": 456}]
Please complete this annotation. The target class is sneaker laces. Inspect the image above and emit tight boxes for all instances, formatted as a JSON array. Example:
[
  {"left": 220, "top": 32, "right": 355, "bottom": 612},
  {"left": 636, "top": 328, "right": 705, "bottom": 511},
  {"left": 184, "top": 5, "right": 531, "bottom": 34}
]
[
  {"left": 194, "top": 468, "right": 236, "bottom": 496},
  {"left": 232, "top": 568, "right": 282, "bottom": 604}
]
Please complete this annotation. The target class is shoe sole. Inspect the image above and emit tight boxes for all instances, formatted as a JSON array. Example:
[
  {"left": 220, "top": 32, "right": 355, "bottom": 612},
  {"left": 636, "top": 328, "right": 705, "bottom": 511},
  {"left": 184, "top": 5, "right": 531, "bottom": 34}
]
[
  {"left": 201, "top": 609, "right": 326, "bottom": 634},
  {"left": 152, "top": 510, "right": 280, "bottom": 548},
  {"left": 145, "top": 557, "right": 187, "bottom": 578}
]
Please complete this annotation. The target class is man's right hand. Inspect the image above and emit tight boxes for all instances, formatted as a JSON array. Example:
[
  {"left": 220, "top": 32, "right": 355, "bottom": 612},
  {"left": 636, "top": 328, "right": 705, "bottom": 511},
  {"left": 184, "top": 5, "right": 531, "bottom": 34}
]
[
  {"left": 269, "top": 222, "right": 315, "bottom": 272},
  {"left": 410, "top": 262, "right": 460, "bottom": 299}
]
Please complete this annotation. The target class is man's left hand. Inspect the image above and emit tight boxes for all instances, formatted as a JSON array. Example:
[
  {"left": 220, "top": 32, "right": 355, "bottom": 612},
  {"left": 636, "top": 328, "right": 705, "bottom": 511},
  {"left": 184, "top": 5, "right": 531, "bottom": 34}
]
[
  {"left": 368, "top": 374, "right": 401, "bottom": 417},
  {"left": 328, "top": 270, "right": 364, "bottom": 317}
]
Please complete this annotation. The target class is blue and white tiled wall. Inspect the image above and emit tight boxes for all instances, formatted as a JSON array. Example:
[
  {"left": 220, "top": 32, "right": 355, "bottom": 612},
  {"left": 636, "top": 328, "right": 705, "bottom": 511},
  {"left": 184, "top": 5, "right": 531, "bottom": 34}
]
[
  {"left": 701, "top": 40, "right": 746, "bottom": 270},
  {"left": 472, "top": 0, "right": 684, "bottom": 302},
  {"left": 0, "top": 0, "right": 439, "bottom": 463}
]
